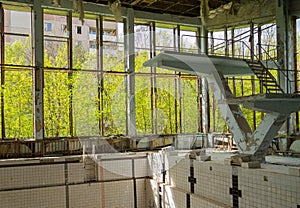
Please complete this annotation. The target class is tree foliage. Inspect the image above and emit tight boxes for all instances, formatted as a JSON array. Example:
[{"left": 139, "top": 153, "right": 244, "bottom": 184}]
[{"left": 2, "top": 23, "right": 294, "bottom": 139}]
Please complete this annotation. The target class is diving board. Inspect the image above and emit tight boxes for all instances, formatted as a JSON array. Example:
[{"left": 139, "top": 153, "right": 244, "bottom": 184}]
[{"left": 144, "top": 51, "right": 254, "bottom": 76}]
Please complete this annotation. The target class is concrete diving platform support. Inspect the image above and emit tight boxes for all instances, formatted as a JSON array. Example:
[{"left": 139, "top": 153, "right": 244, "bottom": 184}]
[{"left": 144, "top": 51, "right": 300, "bottom": 162}]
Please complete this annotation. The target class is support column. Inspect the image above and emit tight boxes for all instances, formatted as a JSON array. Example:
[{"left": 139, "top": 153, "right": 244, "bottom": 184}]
[
  {"left": 250, "top": 22, "right": 256, "bottom": 130},
  {"left": 67, "top": 11, "right": 74, "bottom": 138},
  {"left": 197, "top": 78, "right": 203, "bottom": 132},
  {"left": 33, "top": 0, "right": 44, "bottom": 139},
  {"left": 210, "top": 31, "right": 214, "bottom": 55},
  {"left": 150, "top": 22, "right": 157, "bottom": 134},
  {"left": 224, "top": 27, "right": 229, "bottom": 57},
  {"left": 231, "top": 28, "right": 235, "bottom": 58},
  {"left": 199, "top": 26, "right": 209, "bottom": 133},
  {"left": 289, "top": 17, "right": 297, "bottom": 133},
  {"left": 248, "top": 112, "right": 288, "bottom": 159},
  {"left": 0, "top": 3, "right": 5, "bottom": 139},
  {"left": 202, "top": 77, "right": 209, "bottom": 133},
  {"left": 276, "top": 0, "right": 297, "bottom": 134},
  {"left": 125, "top": 8, "right": 136, "bottom": 137},
  {"left": 173, "top": 27, "right": 178, "bottom": 133},
  {"left": 257, "top": 25, "right": 265, "bottom": 121},
  {"left": 200, "top": 25, "right": 207, "bottom": 55},
  {"left": 231, "top": 28, "right": 237, "bottom": 102},
  {"left": 276, "top": 0, "right": 295, "bottom": 93},
  {"left": 206, "top": 71, "right": 252, "bottom": 151},
  {"left": 196, "top": 27, "right": 203, "bottom": 133},
  {"left": 177, "top": 25, "right": 182, "bottom": 133},
  {"left": 97, "top": 16, "right": 104, "bottom": 135}
]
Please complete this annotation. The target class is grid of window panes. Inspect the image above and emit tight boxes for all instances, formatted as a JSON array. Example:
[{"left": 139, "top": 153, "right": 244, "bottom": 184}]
[
  {"left": 2, "top": 7, "right": 33, "bottom": 139},
  {"left": 180, "top": 26, "right": 199, "bottom": 53},
  {"left": 134, "top": 22, "right": 153, "bottom": 134},
  {"left": 43, "top": 12, "right": 69, "bottom": 137},
  {"left": 0, "top": 5, "right": 210, "bottom": 139}
]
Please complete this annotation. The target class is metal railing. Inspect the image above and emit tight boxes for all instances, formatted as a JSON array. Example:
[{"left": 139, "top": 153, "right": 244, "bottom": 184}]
[
  {"left": 0, "top": 138, "right": 82, "bottom": 159},
  {"left": 181, "top": 33, "right": 295, "bottom": 94},
  {"left": 0, "top": 133, "right": 209, "bottom": 158}
]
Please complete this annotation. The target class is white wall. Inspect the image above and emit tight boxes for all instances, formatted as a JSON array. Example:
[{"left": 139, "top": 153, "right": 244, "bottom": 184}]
[{"left": 1, "top": 152, "right": 300, "bottom": 208}]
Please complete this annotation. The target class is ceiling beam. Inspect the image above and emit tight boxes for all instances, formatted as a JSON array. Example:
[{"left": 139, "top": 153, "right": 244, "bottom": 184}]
[{"left": 0, "top": 0, "right": 201, "bottom": 26}]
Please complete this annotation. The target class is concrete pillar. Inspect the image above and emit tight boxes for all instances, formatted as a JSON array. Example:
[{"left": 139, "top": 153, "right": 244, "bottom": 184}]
[
  {"left": 276, "top": 0, "right": 297, "bottom": 134},
  {"left": 33, "top": 0, "right": 44, "bottom": 139},
  {"left": 250, "top": 22, "right": 256, "bottom": 130},
  {"left": 97, "top": 16, "right": 104, "bottom": 135},
  {"left": 276, "top": 0, "right": 296, "bottom": 93},
  {"left": 224, "top": 27, "right": 229, "bottom": 57},
  {"left": 201, "top": 78, "right": 209, "bottom": 133},
  {"left": 150, "top": 22, "right": 157, "bottom": 134},
  {"left": 199, "top": 26, "right": 210, "bottom": 133},
  {"left": 67, "top": 11, "right": 74, "bottom": 137},
  {"left": 125, "top": 8, "right": 136, "bottom": 138},
  {"left": 249, "top": 112, "right": 288, "bottom": 160},
  {"left": 0, "top": 4, "right": 5, "bottom": 139},
  {"left": 200, "top": 25, "right": 207, "bottom": 55},
  {"left": 176, "top": 25, "right": 183, "bottom": 133},
  {"left": 196, "top": 28, "right": 203, "bottom": 133}
]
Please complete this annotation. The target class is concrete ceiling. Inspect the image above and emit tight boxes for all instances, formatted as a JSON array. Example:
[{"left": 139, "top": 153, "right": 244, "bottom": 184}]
[
  {"left": 84, "top": 0, "right": 236, "bottom": 17},
  {"left": 82, "top": 0, "right": 280, "bottom": 28}
]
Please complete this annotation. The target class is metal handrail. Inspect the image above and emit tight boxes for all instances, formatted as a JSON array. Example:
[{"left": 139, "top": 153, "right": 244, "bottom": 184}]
[
  {"left": 256, "top": 43, "right": 293, "bottom": 93},
  {"left": 199, "top": 35, "right": 293, "bottom": 88},
  {"left": 181, "top": 33, "right": 294, "bottom": 93},
  {"left": 206, "top": 23, "right": 276, "bottom": 52}
]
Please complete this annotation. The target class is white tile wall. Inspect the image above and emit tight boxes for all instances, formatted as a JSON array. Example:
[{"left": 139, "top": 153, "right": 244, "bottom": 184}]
[
  {"left": 167, "top": 187, "right": 186, "bottom": 208},
  {"left": 0, "top": 164, "right": 64, "bottom": 190},
  {"left": 98, "top": 159, "right": 132, "bottom": 181},
  {"left": 194, "top": 161, "right": 232, "bottom": 206},
  {"left": 136, "top": 179, "right": 147, "bottom": 208},
  {"left": 69, "top": 183, "right": 102, "bottom": 208},
  {"left": 103, "top": 180, "right": 134, "bottom": 207},
  {"left": 1, "top": 152, "right": 300, "bottom": 208},
  {"left": 0, "top": 186, "right": 65, "bottom": 208},
  {"left": 190, "top": 193, "right": 231, "bottom": 208},
  {"left": 135, "top": 158, "right": 149, "bottom": 177},
  {"left": 148, "top": 151, "right": 300, "bottom": 208},
  {"left": 238, "top": 167, "right": 300, "bottom": 208},
  {"left": 68, "top": 163, "right": 85, "bottom": 183}
]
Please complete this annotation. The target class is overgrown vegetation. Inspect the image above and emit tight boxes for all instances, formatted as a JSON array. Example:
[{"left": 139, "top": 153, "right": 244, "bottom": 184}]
[{"left": 1, "top": 21, "right": 299, "bottom": 139}]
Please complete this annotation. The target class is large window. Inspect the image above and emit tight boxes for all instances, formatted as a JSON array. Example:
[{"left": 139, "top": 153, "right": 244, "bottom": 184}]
[
  {"left": 0, "top": 5, "right": 202, "bottom": 139},
  {"left": 43, "top": 13, "right": 70, "bottom": 137},
  {"left": 180, "top": 26, "right": 198, "bottom": 53},
  {"left": 2, "top": 8, "right": 33, "bottom": 138}
]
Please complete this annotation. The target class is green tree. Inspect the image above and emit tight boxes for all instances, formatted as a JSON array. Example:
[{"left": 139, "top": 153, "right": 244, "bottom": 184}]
[
  {"left": 44, "top": 42, "right": 71, "bottom": 137},
  {"left": 4, "top": 38, "right": 33, "bottom": 138}
]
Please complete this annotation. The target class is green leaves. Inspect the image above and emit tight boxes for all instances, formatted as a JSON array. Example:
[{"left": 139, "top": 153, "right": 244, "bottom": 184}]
[
  {"left": 4, "top": 71, "right": 33, "bottom": 138},
  {"left": 3, "top": 37, "right": 33, "bottom": 138}
]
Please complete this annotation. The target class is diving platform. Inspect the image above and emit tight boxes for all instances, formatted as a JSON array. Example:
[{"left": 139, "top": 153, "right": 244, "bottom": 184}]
[
  {"left": 144, "top": 51, "right": 254, "bottom": 76},
  {"left": 227, "top": 93, "right": 300, "bottom": 114},
  {"left": 144, "top": 51, "right": 300, "bottom": 161}
]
